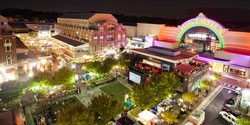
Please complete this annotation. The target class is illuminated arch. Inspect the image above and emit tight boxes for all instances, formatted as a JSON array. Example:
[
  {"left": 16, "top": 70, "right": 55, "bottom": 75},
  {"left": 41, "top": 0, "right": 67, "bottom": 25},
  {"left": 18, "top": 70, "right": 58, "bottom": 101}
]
[{"left": 177, "top": 13, "right": 226, "bottom": 49}]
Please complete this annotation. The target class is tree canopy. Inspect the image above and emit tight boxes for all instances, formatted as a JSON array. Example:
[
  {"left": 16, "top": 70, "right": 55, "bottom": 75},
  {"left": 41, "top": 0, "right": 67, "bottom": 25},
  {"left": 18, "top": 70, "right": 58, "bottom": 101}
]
[
  {"left": 84, "top": 57, "right": 117, "bottom": 75},
  {"left": 53, "top": 66, "right": 75, "bottom": 85},
  {"left": 117, "top": 56, "right": 130, "bottom": 70},
  {"left": 200, "top": 80, "right": 213, "bottom": 89},
  {"left": 212, "top": 73, "right": 222, "bottom": 81},
  {"left": 236, "top": 117, "right": 250, "bottom": 125},
  {"left": 149, "top": 72, "right": 182, "bottom": 102},
  {"left": 130, "top": 83, "right": 155, "bottom": 110},
  {"left": 161, "top": 110, "right": 178, "bottom": 124},
  {"left": 89, "top": 93, "right": 123, "bottom": 124},
  {"left": 57, "top": 104, "right": 94, "bottom": 125},
  {"left": 182, "top": 92, "right": 198, "bottom": 104}
]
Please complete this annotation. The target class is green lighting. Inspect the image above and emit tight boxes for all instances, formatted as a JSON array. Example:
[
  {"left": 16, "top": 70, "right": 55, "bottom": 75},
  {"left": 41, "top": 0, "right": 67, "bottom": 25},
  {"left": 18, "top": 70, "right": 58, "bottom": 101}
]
[{"left": 177, "top": 23, "right": 224, "bottom": 48}]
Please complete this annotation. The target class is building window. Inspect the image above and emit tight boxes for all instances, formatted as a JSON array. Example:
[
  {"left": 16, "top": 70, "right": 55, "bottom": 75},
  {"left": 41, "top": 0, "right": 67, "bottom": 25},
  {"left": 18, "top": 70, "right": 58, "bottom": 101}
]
[
  {"left": 122, "top": 33, "right": 126, "bottom": 40},
  {"left": 4, "top": 39, "right": 11, "bottom": 44},
  {"left": 100, "top": 27, "right": 104, "bottom": 31},
  {"left": 100, "top": 45, "right": 103, "bottom": 51},
  {"left": 94, "top": 45, "right": 97, "bottom": 52},
  {"left": 94, "top": 34, "right": 98, "bottom": 42},
  {"left": 107, "top": 34, "right": 114, "bottom": 41},
  {"left": 100, "top": 34, "right": 104, "bottom": 42},
  {"left": 5, "top": 46, "right": 12, "bottom": 52},
  {"left": 6, "top": 55, "right": 12, "bottom": 65},
  {"left": 77, "top": 48, "right": 81, "bottom": 53},
  {"left": 109, "top": 23, "right": 115, "bottom": 30},
  {"left": 118, "top": 33, "right": 121, "bottom": 41},
  {"left": 82, "top": 47, "right": 89, "bottom": 52}
]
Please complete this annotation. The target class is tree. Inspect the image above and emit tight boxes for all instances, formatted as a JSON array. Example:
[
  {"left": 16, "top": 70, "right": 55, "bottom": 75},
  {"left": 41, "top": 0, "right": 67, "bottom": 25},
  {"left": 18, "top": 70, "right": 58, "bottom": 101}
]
[
  {"left": 182, "top": 92, "right": 198, "bottom": 108},
  {"left": 29, "top": 71, "right": 53, "bottom": 88},
  {"left": 130, "top": 83, "right": 155, "bottom": 109},
  {"left": 200, "top": 80, "right": 213, "bottom": 88},
  {"left": 117, "top": 56, "right": 130, "bottom": 70},
  {"left": 212, "top": 73, "right": 222, "bottom": 81},
  {"left": 89, "top": 94, "right": 123, "bottom": 124},
  {"left": 200, "top": 80, "right": 213, "bottom": 92},
  {"left": 57, "top": 104, "right": 94, "bottom": 125},
  {"left": 161, "top": 110, "right": 178, "bottom": 124},
  {"left": 236, "top": 117, "right": 250, "bottom": 125},
  {"left": 149, "top": 72, "right": 182, "bottom": 102},
  {"left": 53, "top": 66, "right": 75, "bottom": 86},
  {"left": 84, "top": 57, "right": 117, "bottom": 75}
]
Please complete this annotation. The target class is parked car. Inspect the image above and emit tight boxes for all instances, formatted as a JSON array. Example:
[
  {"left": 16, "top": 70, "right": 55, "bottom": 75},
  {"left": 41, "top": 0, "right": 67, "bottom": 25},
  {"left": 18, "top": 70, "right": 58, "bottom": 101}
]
[
  {"left": 222, "top": 107, "right": 241, "bottom": 117},
  {"left": 219, "top": 111, "right": 238, "bottom": 125},
  {"left": 225, "top": 97, "right": 236, "bottom": 105}
]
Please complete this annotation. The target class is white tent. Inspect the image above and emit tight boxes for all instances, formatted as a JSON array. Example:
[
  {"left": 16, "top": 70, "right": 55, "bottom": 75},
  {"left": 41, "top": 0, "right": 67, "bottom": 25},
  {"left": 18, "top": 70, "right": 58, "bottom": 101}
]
[{"left": 138, "top": 110, "right": 157, "bottom": 125}]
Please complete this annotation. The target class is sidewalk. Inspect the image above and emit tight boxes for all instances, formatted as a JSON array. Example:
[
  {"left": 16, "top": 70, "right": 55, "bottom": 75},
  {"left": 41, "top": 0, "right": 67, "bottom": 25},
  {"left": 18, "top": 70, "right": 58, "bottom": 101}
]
[{"left": 179, "top": 85, "right": 224, "bottom": 125}]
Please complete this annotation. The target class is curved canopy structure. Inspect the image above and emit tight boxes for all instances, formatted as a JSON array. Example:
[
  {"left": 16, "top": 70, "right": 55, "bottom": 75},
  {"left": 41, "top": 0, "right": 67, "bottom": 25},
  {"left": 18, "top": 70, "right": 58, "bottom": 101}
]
[{"left": 177, "top": 13, "right": 227, "bottom": 48}]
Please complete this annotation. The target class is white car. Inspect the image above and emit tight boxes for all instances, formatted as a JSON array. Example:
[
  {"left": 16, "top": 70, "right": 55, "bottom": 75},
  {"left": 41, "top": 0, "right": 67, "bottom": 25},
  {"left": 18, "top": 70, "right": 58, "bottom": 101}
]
[{"left": 219, "top": 111, "right": 238, "bottom": 125}]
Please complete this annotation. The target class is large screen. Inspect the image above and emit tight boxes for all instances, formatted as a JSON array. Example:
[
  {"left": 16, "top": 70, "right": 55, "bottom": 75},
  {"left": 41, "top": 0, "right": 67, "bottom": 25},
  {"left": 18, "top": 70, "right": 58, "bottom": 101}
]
[
  {"left": 162, "top": 63, "right": 171, "bottom": 71},
  {"left": 129, "top": 72, "right": 141, "bottom": 84}
]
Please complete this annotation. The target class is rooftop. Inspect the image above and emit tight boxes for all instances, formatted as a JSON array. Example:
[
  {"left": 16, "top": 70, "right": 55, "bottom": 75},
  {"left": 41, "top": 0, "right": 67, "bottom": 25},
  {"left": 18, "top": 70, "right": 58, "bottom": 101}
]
[
  {"left": 8, "top": 22, "right": 27, "bottom": 29},
  {"left": 53, "top": 35, "right": 87, "bottom": 47},
  {"left": 59, "top": 13, "right": 95, "bottom": 19},
  {"left": 16, "top": 37, "right": 28, "bottom": 49},
  {"left": 131, "top": 47, "right": 196, "bottom": 63}
]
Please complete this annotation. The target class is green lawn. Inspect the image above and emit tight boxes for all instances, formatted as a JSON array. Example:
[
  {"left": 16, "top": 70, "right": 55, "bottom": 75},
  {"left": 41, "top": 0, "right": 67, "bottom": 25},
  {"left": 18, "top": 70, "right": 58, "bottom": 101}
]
[{"left": 100, "top": 81, "right": 130, "bottom": 101}]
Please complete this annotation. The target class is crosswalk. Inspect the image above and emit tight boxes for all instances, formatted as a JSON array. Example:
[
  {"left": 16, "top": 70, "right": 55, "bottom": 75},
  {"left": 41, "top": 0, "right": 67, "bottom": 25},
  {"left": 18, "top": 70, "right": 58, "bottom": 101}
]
[{"left": 220, "top": 82, "right": 239, "bottom": 91}]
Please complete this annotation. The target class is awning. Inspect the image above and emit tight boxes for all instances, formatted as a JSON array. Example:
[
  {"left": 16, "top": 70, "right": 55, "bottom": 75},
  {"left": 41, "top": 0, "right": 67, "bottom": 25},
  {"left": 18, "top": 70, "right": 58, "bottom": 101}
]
[
  {"left": 6, "top": 68, "right": 15, "bottom": 73},
  {"left": 176, "top": 64, "right": 195, "bottom": 72}
]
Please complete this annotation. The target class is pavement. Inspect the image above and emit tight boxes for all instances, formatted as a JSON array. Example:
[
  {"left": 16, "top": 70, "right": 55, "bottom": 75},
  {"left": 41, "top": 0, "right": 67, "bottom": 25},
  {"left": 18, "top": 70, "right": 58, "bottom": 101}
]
[
  {"left": 180, "top": 85, "right": 224, "bottom": 125},
  {"left": 203, "top": 88, "right": 236, "bottom": 125}
]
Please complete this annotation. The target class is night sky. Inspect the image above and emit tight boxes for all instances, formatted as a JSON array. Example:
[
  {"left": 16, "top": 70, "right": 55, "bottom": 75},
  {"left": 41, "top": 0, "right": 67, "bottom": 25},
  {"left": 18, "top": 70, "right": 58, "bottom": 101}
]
[{"left": 1, "top": 0, "right": 250, "bottom": 18}]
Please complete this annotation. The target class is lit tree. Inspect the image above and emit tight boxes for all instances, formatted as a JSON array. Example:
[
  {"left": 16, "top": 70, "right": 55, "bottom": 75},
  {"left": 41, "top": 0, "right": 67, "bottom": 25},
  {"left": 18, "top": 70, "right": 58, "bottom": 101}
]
[
  {"left": 161, "top": 110, "right": 178, "bottom": 124},
  {"left": 200, "top": 80, "right": 213, "bottom": 89},
  {"left": 89, "top": 94, "right": 123, "bottom": 124},
  {"left": 182, "top": 92, "right": 198, "bottom": 108},
  {"left": 130, "top": 83, "right": 155, "bottom": 109},
  {"left": 29, "top": 71, "right": 53, "bottom": 88},
  {"left": 84, "top": 57, "right": 117, "bottom": 75},
  {"left": 53, "top": 66, "right": 75, "bottom": 86},
  {"left": 57, "top": 104, "right": 94, "bottom": 125},
  {"left": 117, "top": 56, "right": 130, "bottom": 70},
  {"left": 212, "top": 73, "right": 222, "bottom": 82},
  {"left": 149, "top": 72, "right": 182, "bottom": 102},
  {"left": 236, "top": 117, "right": 250, "bottom": 125}
]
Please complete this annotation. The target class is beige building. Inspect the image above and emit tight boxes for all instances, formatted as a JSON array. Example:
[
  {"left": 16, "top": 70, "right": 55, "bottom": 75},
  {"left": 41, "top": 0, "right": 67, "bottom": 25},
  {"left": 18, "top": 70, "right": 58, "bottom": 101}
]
[{"left": 54, "top": 13, "right": 127, "bottom": 61}]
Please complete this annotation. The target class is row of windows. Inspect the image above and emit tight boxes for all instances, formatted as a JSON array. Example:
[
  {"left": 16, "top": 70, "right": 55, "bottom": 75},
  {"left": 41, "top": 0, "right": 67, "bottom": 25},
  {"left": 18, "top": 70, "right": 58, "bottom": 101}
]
[
  {"left": 76, "top": 47, "right": 90, "bottom": 53},
  {"left": 93, "top": 44, "right": 118, "bottom": 52},
  {"left": 93, "top": 33, "right": 126, "bottom": 42}
]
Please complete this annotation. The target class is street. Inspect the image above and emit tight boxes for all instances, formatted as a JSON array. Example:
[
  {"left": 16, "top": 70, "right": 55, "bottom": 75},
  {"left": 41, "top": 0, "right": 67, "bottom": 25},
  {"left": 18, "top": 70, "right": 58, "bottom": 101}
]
[{"left": 203, "top": 88, "right": 235, "bottom": 125}]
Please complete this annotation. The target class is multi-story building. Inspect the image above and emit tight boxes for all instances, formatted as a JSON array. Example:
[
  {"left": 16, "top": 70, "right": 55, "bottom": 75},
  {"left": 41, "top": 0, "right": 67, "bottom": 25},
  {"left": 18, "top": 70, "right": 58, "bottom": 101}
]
[
  {"left": 0, "top": 15, "right": 18, "bottom": 83},
  {"left": 54, "top": 13, "right": 127, "bottom": 60}
]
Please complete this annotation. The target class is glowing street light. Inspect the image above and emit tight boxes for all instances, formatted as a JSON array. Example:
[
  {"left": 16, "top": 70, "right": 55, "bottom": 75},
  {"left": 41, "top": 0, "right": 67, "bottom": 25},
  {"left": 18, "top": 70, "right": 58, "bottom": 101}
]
[
  {"left": 28, "top": 72, "right": 34, "bottom": 77},
  {"left": 41, "top": 59, "right": 47, "bottom": 65}
]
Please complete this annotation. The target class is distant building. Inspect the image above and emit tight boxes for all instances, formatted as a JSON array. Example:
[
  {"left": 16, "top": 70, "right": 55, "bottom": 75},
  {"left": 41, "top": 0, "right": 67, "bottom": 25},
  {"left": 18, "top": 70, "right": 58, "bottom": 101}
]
[
  {"left": 54, "top": 13, "right": 127, "bottom": 61},
  {"left": 0, "top": 15, "right": 52, "bottom": 83},
  {"left": 0, "top": 15, "right": 18, "bottom": 83},
  {"left": 38, "top": 25, "right": 51, "bottom": 38},
  {"left": 8, "top": 22, "right": 29, "bottom": 33}
]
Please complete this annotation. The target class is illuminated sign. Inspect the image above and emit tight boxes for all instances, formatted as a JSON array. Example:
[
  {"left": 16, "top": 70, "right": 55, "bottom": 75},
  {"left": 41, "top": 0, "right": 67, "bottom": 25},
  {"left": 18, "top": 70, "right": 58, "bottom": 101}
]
[{"left": 177, "top": 13, "right": 228, "bottom": 48}]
